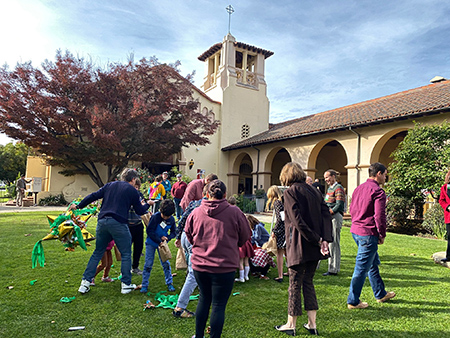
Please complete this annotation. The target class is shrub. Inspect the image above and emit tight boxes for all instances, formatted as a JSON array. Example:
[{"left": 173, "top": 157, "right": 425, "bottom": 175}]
[
  {"left": 6, "top": 183, "right": 16, "bottom": 198},
  {"left": 422, "top": 203, "right": 447, "bottom": 239},
  {"left": 254, "top": 188, "right": 265, "bottom": 198},
  {"left": 386, "top": 196, "right": 425, "bottom": 235},
  {"left": 38, "top": 193, "right": 68, "bottom": 206},
  {"left": 235, "top": 193, "right": 256, "bottom": 213}
]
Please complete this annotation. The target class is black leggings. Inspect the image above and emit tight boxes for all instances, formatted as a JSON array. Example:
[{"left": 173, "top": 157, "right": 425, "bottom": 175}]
[
  {"left": 446, "top": 223, "right": 450, "bottom": 259},
  {"left": 249, "top": 261, "right": 270, "bottom": 276},
  {"left": 194, "top": 270, "right": 235, "bottom": 338},
  {"left": 128, "top": 222, "right": 144, "bottom": 269}
]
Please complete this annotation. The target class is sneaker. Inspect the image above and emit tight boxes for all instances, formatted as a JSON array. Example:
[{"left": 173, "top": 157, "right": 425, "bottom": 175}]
[
  {"left": 234, "top": 278, "right": 245, "bottom": 283},
  {"left": 168, "top": 284, "right": 176, "bottom": 292},
  {"left": 101, "top": 276, "right": 113, "bottom": 283},
  {"left": 377, "top": 291, "right": 396, "bottom": 303},
  {"left": 173, "top": 308, "right": 195, "bottom": 318},
  {"left": 347, "top": 301, "right": 369, "bottom": 309},
  {"left": 131, "top": 268, "right": 143, "bottom": 275},
  {"left": 121, "top": 282, "right": 137, "bottom": 294},
  {"left": 78, "top": 279, "right": 91, "bottom": 294},
  {"left": 244, "top": 276, "right": 249, "bottom": 281}
]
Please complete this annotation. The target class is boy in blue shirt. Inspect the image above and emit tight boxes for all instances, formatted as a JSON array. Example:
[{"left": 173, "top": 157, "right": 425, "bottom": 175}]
[{"left": 140, "top": 199, "right": 177, "bottom": 293}]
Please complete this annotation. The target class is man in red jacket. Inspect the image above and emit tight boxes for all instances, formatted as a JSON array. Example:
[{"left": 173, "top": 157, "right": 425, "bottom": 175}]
[{"left": 171, "top": 174, "right": 187, "bottom": 219}]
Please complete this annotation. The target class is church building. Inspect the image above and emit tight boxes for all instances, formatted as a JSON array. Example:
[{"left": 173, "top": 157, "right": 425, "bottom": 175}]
[{"left": 26, "top": 34, "right": 450, "bottom": 203}]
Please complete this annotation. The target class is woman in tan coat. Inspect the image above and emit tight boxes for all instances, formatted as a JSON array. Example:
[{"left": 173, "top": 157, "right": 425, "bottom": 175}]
[{"left": 274, "top": 162, "right": 333, "bottom": 336}]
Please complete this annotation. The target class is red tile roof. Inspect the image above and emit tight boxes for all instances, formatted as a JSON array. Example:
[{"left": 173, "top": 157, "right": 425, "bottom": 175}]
[{"left": 222, "top": 80, "right": 450, "bottom": 151}]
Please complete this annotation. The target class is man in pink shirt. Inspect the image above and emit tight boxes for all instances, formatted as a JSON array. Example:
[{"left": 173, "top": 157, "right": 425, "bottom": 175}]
[
  {"left": 180, "top": 173, "right": 217, "bottom": 211},
  {"left": 347, "top": 162, "right": 396, "bottom": 309}
]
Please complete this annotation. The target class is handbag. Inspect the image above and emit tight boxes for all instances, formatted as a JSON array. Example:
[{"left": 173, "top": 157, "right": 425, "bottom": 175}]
[
  {"left": 262, "top": 210, "right": 278, "bottom": 256},
  {"left": 159, "top": 240, "right": 172, "bottom": 263},
  {"left": 262, "top": 235, "right": 278, "bottom": 257},
  {"left": 176, "top": 248, "right": 187, "bottom": 270},
  {"left": 141, "top": 212, "right": 152, "bottom": 226}
]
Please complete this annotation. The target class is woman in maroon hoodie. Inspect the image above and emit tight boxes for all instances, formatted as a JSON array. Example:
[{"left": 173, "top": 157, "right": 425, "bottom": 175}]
[{"left": 185, "top": 179, "right": 251, "bottom": 338}]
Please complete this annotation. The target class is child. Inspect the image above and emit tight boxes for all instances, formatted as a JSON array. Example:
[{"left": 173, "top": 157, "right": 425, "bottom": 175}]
[
  {"left": 128, "top": 178, "right": 146, "bottom": 275},
  {"left": 148, "top": 175, "right": 166, "bottom": 213},
  {"left": 139, "top": 199, "right": 177, "bottom": 293},
  {"left": 246, "top": 214, "right": 270, "bottom": 248},
  {"left": 92, "top": 239, "right": 115, "bottom": 284},
  {"left": 250, "top": 247, "right": 276, "bottom": 280},
  {"left": 235, "top": 220, "right": 255, "bottom": 283}
]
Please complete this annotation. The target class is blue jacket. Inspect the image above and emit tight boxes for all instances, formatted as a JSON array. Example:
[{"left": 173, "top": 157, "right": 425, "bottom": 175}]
[
  {"left": 146, "top": 212, "right": 176, "bottom": 248},
  {"left": 77, "top": 181, "right": 149, "bottom": 224},
  {"left": 251, "top": 222, "right": 270, "bottom": 247}
]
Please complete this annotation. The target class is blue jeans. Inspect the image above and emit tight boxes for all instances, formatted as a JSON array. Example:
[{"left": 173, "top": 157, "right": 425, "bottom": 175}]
[
  {"left": 82, "top": 217, "right": 133, "bottom": 285},
  {"left": 347, "top": 234, "right": 387, "bottom": 305},
  {"left": 141, "top": 242, "right": 173, "bottom": 290},
  {"left": 174, "top": 197, "right": 182, "bottom": 219},
  {"left": 176, "top": 232, "right": 198, "bottom": 309}
]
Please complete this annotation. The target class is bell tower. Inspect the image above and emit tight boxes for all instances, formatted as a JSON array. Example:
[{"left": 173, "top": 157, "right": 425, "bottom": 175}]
[{"left": 198, "top": 34, "right": 273, "bottom": 148}]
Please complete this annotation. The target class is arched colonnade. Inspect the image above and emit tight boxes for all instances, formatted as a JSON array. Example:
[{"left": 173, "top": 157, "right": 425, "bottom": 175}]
[{"left": 226, "top": 127, "right": 409, "bottom": 199}]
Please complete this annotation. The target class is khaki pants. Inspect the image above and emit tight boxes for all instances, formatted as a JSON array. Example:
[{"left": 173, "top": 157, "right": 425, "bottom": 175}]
[
  {"left": 328, "top": 213, "right": 343, "bottom": 273},
  {"left": 16, "top": 188, "right": 25, "bottom": 207}
]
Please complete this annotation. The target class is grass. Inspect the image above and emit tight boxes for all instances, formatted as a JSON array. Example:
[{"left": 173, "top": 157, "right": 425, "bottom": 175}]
[
  {"left": 1, "top": 211, "right": 450, "bottom": 337},
  {"left": 0, "top": 189, "right": 9, "bottom": 203}
]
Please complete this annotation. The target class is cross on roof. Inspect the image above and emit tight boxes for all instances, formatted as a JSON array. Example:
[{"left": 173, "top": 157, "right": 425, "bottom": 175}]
[{"left": 226, "top": 5, "right": 234, "bottom": 34}]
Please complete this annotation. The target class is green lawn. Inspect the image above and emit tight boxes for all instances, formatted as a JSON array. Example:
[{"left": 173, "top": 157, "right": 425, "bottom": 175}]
[
  {"left": 0, "top": 211, "right": 449, "bottom": 337},
  {"left": 0, "top": 189, "right": 10, "bottom": 203}
]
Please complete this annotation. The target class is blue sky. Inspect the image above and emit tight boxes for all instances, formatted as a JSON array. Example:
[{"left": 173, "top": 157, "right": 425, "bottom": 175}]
[{"left": 1, "top": 0, "right": 450, "bottom": 145}]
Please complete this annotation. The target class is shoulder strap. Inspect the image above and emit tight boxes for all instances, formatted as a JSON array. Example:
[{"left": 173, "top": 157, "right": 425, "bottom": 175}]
[{"left": 270, "top": 209, "right": 275, "bottom": 232}]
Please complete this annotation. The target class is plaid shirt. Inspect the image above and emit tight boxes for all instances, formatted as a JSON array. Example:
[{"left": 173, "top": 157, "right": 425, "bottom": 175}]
[{"left": 251, "top": 248, "right": 276, "bottom": 268}]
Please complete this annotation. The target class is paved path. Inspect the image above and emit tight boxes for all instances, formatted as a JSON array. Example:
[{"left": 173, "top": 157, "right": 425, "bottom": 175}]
[
  {"left": 0, "top": 203, "right": 67, "bottom": 214},
  {"left": 0, "top": 203, "right": 274, "bottom": 223}
]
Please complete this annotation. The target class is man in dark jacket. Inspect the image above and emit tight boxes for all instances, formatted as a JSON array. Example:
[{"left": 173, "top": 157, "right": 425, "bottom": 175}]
[{"left": 71, "top": 169, "right": 153, "bottom": 295}]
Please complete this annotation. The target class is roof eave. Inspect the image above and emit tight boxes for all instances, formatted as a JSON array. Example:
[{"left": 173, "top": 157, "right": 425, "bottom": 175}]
[{"left": 221, "top": 107, "right": 450, "bottom": 151}]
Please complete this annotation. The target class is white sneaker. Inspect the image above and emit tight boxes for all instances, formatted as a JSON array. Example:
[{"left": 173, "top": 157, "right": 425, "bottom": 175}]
[
  {"left": 234, "top": 278, "right": 245, "bottom": 283},
  {"left": 121, "top": 282, "right": 137, "bottom": 294},
  {"left": 244, "top": 276, "right": 249, "bottom": 281},
  {"left": 78, "top": 279, "right": 91, "bottom": 294}
]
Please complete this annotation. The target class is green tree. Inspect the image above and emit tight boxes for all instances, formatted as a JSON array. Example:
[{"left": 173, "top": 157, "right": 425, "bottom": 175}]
[
  {"left": 0, "top": 142, "right": 29, "bottom": 182},
  {"left": 386, "top": 122, "right": 450, "bottom": 218}
]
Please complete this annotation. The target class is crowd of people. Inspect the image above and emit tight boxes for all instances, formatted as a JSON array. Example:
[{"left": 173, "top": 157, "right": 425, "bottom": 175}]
[{"left": 72, "top": 162, "right": 402, "bottom": 337}]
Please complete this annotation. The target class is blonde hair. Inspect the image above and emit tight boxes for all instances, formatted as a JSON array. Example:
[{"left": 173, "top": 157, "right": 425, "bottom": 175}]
[
  {"left": 266, "top": 185, "right": 282, "bottom": 210},
  {"left": 279, "top": 162, "right": 306, "bottom": 186}
]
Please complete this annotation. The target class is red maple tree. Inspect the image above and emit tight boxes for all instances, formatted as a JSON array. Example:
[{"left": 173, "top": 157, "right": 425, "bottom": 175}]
[{"left": 0, "top": 51, "right": 219, "bottom": 187}]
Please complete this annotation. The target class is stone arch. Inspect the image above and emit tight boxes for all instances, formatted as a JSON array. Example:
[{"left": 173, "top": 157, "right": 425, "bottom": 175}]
[
  {"left": 370, "top": 128, "right": 409, "bottom": 167},
  {"left": 263, "top": 147, "right": 292, "bottom": 186},
  {"left": 308, "top": 139, "right": 349, "bottom": 190}
]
